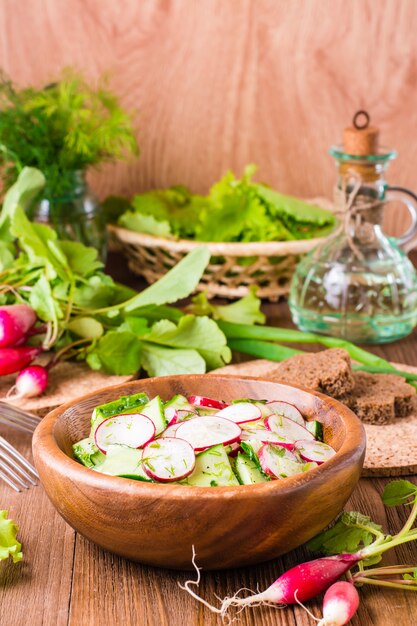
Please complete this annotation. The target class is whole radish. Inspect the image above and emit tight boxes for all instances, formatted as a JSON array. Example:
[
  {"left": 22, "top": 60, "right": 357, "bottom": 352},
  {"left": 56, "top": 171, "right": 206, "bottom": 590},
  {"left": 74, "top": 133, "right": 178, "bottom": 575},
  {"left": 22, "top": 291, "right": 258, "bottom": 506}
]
[
  {"left": 0, "top": 347, "right": 41, "bottom": 376},
  {"left": 180, "top": 552, "right": 360, "bottom": 618},
  {"left": 12, "top": 365, "right": 49, "bottom": 398},
  {"left": 318, "top": 581, "right": 360, "bottom": 625},
  {"left": 0, "top": 304, "right": 37, "bottom": 348}
]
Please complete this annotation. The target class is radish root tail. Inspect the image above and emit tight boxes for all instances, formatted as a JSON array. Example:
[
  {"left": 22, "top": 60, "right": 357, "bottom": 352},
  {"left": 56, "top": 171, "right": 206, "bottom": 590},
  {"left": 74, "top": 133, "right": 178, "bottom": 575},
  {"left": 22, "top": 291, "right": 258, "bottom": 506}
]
[
  {"left": 178, "top": 546, "right": 222, "bottom": 616},
  {"left": 294, "top": 589, "right": 320, "bottom": 622}
]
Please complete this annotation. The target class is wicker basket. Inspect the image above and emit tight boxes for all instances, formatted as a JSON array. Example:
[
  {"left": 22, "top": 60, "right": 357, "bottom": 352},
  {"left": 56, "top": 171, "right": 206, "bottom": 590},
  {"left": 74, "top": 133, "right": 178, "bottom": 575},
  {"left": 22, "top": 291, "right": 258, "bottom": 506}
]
[{"left": 109, "top": 224, "right": 327, "bottom": 301}]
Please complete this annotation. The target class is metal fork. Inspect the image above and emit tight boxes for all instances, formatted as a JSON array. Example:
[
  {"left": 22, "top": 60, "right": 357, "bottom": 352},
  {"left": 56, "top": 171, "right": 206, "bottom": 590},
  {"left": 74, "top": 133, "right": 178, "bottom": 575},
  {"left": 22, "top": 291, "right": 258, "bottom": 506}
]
[
  {"left": 0, "top": 436, "right": 39, "bottom": 491},
  {"left": 0, "top": 401, "right": 41, "bottom": 434}
]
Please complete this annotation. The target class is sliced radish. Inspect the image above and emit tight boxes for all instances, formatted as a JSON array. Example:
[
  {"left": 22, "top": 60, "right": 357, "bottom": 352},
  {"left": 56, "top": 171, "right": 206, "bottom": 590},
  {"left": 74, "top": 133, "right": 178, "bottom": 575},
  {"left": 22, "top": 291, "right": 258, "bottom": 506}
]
[
  {"left": 94, "top": 413, "right": 155, "bottom": 454},
  {"left": 266, "top": 415, "right": 314, "bottom": 442},
  {"left": 175, "top": 416, "right": 241, "bottom": 451},
  {"left": 240, "top": 428, "right": 295, "bottom": 450},
  {"left": 188, "top": 395, "right": 228, "bottom": 410},
  {"left": 215, "top": 402, "right": 262, "bottom": 424},
  {"left": 266, "top": 401, "right": 305, "bottom": 426},
  {"left": 164, "top": 407, "right": 179, "bottom": 426},
  {"left": 160, "top": 423, "right": 182, "bottom": 438},
  {"left": 142, "top": 437, "right": 195, "bottom": 482},
  {"left": 259, "top": 444, "right": 302, "bottom": 478},
  {"left": 295, "top": 440, "right": 336, "bottom": 464}
]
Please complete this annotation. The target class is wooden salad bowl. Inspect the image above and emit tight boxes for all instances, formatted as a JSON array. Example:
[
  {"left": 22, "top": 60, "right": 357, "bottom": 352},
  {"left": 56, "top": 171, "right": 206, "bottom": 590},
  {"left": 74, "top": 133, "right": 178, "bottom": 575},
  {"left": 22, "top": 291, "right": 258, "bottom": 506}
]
[{"left": 32, "top": 375, "right": 366, "bottom": 570}]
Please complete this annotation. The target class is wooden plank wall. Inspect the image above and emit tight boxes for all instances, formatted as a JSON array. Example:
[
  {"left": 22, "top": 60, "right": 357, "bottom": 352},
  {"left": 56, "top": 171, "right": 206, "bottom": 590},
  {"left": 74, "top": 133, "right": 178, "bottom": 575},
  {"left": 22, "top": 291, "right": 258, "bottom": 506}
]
[{"left": 1, "top": 0, "right": 417, "bottom": 235}]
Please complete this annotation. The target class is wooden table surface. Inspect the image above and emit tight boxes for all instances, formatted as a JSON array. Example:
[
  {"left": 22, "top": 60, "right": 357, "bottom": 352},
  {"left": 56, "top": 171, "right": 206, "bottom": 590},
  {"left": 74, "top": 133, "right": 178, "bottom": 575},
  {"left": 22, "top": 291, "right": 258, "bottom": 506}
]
[{"left": 1, "top": 256, "right": 417, "bottom": 626}]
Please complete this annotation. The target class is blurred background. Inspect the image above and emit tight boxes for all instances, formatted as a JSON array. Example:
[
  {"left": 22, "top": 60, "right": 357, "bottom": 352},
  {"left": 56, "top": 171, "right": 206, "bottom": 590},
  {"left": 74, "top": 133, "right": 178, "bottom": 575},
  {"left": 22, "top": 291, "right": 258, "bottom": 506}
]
[{"left": 1, "top": 0, "right": 416, "bottom": 234}]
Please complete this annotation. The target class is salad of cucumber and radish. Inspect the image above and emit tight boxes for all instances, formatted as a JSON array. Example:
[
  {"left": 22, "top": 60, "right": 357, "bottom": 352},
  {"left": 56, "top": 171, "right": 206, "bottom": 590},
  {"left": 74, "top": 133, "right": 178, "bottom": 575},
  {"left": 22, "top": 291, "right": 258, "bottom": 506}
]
[{"left": 73, "top": 393, "right": 335, "bottom": 486}]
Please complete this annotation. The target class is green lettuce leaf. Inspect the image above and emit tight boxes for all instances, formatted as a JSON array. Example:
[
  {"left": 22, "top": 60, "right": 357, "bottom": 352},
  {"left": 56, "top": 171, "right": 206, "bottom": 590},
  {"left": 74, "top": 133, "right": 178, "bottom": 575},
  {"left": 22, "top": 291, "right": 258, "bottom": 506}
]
[
  {"left": 143, "top": 315, "right": 231, "bottom": 369},
  {"left": 0, "top": 510, "right": 22, "bottom": 563},
  {"left": 141, "top": 343, "right": 206, "bottom": 377},
  {"left": 119, "top": 211, "right": 171, "bottom": 237},
  {"left": 123, "top": 246, "right": 210, "bottom": 311}
]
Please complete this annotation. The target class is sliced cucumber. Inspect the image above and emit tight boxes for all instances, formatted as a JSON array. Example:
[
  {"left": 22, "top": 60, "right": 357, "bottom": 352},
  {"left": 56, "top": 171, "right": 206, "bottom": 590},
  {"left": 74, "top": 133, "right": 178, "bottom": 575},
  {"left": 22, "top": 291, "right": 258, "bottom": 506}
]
[
  {"left": 95, "top": 444, "right": 152, "bottom": 481},
  {"left": 140, "top": 395, "right": 167, "bottom": 435},
  {"left": 182, "top": 445, "right": 239, "bottom": 487},
  {"left": 305, "top": 420, "right": 323, "bottom": 441},
  {"left": 235, "top": 453, "right": 268, "bottom": 485},
  {"left": 240, "top": 440, "right": 267, "bottom": 476},
  {"left": 91, "top": 392, "right": 150, "bottom": 436},
  {"left": 164, "top": 394, "right": 195, "bottom": 414},
  {"left": 73, "top": 437, "right": 106, "bottom": 468}
]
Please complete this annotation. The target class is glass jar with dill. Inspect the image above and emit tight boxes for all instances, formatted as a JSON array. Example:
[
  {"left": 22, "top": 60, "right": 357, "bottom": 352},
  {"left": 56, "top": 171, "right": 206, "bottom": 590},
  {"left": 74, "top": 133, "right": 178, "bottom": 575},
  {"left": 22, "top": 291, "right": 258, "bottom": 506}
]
[{"left": 0, "top": 69, "right": 138, "bottom": 260}]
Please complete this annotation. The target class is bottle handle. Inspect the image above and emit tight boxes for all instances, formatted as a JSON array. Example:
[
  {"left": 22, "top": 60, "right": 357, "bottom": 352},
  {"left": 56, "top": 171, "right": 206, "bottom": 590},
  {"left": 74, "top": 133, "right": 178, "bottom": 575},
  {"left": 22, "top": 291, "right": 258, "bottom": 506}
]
[{"left": 385, "top": 186, "right": 417, "bottom": 251}]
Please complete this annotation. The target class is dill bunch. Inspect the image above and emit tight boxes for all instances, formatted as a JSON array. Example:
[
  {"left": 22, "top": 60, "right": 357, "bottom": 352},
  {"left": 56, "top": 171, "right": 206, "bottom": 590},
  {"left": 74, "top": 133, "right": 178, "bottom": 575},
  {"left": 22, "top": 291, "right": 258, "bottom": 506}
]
[{"left": 0, "top": 69, "right": 138, "bottom": 198}]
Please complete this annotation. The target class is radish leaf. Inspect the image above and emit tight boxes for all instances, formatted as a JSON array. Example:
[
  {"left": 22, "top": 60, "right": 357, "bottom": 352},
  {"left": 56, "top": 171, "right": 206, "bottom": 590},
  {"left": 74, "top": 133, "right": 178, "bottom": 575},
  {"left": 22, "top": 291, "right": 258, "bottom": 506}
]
[
  {"left": 143, "top": 315, "right": 231, "bottom": 370},
  {"left": 188, "top": 287, "right": 265, "bottom": 325},
  {"left": 141, "top": 343, "right": 205, "bottom": 377},
  {"left": 86, "top": 331, "right": 143, "bottom": 375},
  {"left": 382, "top": 480, "right": 417, "bottom": 507},
  {"left": 123, "top": 246, "right": 210, "bottom": 312},
  {"left": 307, "top": 512, "right": 383, "bottom": 555}
]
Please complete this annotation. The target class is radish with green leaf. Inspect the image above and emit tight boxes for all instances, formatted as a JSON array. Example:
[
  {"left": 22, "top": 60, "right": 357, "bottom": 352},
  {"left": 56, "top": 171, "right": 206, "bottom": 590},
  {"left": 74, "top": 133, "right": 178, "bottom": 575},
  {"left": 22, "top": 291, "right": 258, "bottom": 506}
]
[{"left": 180, "top": 479, "right": 417, "bottom": 621}]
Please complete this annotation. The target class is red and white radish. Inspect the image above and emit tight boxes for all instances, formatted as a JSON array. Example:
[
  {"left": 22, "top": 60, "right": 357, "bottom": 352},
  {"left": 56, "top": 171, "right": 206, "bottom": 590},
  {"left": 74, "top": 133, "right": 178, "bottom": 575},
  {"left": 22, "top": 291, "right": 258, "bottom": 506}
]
[
  {"left": 318, "top": 581, "right": 360, "bottom": 626},
  {"left": 295, "top": 440, "right": 336, "bottom": 464},
  {"left": 165, "top": 407, "right": 179, "bottom": 426},
  {"left": 94, "top": 414, "right": 155, "bottom": 454},
  {"left": 177, "top": 409, "right": 196, "bottom": 421},
  {"left": 215, "top": 402, "right": 262, "bottom": 424},
  {"left": 266, "top": 401, "right": 305, "bottom": 426},
  {"left": 142, "top": 437, "right": 195, "bottom": 482},
  {"left": 0, "top": 304, "right": 37, "bottom": 348},
  {"left": 160, "top": 422, "right": 182, "bottom": 438},
  {"left": 266, "top": 414, "right": 314, "bottom": 443},
  {"left": 175, "top": 416, "right": 241, "bottom": 451},
  {"left": 188, "top": 395, "right": 228, "bottom": 410},
  {"left": 258, "top": 444, "right": 301, "bottom": 478},
  {"left": 0, "top": 346, "right": 41, "bottom": 376},
  {"left": 240, "top": 428, "right": 295, "bottom": 450},
  {"left": 10, "top": 364, "right": 48, "bottom": 398},
  {"left": 180, "top": 552, "right": 360, "bottom": 616}
]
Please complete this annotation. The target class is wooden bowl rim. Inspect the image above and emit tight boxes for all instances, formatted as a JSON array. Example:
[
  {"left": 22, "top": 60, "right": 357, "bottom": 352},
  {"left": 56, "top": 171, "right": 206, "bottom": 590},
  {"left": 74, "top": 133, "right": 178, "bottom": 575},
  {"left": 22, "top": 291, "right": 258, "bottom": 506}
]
[{"left": 33, "top": 374, "right": 366, "bottom": 501}]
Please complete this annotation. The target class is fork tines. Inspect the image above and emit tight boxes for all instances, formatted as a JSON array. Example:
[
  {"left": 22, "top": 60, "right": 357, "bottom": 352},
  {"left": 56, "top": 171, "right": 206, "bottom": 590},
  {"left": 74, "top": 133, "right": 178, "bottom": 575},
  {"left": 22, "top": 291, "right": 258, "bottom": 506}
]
[
  {"left": 0, "top": 401, "right": 41, "bottom": 434},
  {"left": 0, "top": 436, "right": 39, "bottom": 492}
]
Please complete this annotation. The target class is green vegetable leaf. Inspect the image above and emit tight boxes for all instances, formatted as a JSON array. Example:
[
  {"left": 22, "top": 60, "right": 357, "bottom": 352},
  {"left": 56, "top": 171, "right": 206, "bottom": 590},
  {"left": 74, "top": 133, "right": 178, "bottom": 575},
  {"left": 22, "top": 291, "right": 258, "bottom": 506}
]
[
  {"left": 0, "top": 241, "right": 14, "bottom": 271},
  {"left": 86, "top": 331, "right": 142, "bottom": 375},
  {"left": 190, "top": 287, "right": 265, "bottom": 325},
  {"left": 30, "top": 274, "right": 63, "bottom": 322},
  {"left": 58, "top": 241, "right": 103, "bottom": 276},
  {"left": 143, "top": 315, "right": 231, "bottom": 369},
  {"left": 404, "top": 568, "right": 417, "bottom": 581},
  {"left": 0, "top": 510, "right": 22, "bottom": 563},
  {"left": 72, "top": 274, "right": 115, "bottom": 308},
  {"left": 117, "top": 316, "right": 149, "bottom": 336},
  {"left": 123, "top": 246, "right": 210, "bottom": 311},
  {"left": 141, "top": 343, "right": 206, "bottom": 377},
  {"left": 382, "top": 480, "right": 417, "bottom": 507},
  {"left": 0, "top": 167, "right": 45, "bottom": 242},
  {"left": 119, "top": 211, "right": 171, "bottom": 237},
  {"left": 307, "top": 511, "right": 383, "bottom": 555}
]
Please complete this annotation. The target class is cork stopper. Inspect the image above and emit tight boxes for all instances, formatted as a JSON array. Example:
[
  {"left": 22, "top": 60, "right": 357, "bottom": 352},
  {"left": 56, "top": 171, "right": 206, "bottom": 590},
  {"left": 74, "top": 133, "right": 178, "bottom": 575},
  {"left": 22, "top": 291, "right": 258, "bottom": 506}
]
[{"left": 343, "top": 111, "right": 379, "bottom": 156}]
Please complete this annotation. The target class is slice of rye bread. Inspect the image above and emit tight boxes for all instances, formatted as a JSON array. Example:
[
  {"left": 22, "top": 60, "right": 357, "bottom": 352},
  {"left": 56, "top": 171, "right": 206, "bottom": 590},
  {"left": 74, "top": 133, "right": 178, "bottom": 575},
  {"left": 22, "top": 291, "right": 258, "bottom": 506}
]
[
  {"left": 338, "top": 371, "right": 416, "bottom": 425},
  {"left": 0, "top": 361, "right": 135, "bottom": 417},
  {"left": 260, "top": 348, "right": 355, "bottom": 397}
]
